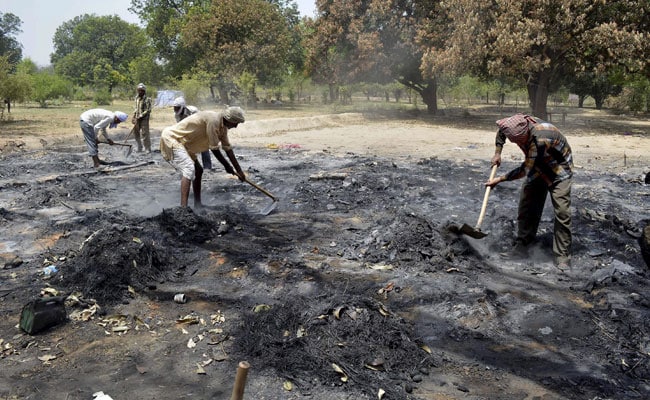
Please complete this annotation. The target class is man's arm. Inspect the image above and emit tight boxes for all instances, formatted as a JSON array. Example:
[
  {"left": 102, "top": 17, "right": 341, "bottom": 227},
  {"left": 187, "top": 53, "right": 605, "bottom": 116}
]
[
  {"left": 212, "top": 149, "right": 233, "bottom": 174},
  {"left": 212, "top": 148, "right": 245, "bottom": 181},
  {"left": 214, "top": 148, "right": 245, "bottom": 181},
  {"left": 491, "top": 129, "right": 506, "bottom": 166}
]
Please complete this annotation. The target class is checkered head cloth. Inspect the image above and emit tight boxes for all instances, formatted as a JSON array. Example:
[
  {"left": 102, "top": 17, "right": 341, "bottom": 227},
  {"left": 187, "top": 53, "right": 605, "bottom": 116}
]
[{"left": 496, "top": 113, "right": 536, "bottom": 147}]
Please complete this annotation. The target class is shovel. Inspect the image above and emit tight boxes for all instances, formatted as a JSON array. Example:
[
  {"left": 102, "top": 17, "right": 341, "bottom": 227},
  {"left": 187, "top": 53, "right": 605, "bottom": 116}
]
[
  {"left": 244, "top": 177, "right": 278, "bottom": 215},
  {"left": 450, "top": 164, "right": 498, "bottom": 239}
]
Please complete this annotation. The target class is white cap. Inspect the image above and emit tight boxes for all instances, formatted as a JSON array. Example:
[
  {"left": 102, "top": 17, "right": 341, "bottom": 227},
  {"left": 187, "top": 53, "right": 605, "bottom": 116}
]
[
  {"left": 137, "top": 83, "right": 146, "bottom": 90},
  {"left": 173, "top": 97, "right": 186, "bottom": 107},
  {"left": 224, "top": 106, "right": 245, "bottom": 123}
]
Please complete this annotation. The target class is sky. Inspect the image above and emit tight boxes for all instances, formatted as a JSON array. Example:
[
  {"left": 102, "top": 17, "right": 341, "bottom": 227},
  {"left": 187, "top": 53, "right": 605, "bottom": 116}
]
[{"left": 2, "top": 0, "right": 317, "bottom": 67}]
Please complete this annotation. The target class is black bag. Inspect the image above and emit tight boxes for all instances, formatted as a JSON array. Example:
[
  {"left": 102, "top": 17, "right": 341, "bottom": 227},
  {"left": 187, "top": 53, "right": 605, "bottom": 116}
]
[{"left": 19, "top": 297, "right": 67, "bottom": 335}]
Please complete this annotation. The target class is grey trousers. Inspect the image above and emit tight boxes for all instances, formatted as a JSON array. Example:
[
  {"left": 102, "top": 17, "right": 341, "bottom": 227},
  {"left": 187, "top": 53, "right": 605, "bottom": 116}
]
[
  {"left": 80, "top": 120, "right": 98, "bottom": 156},
  {"left": 517, "top": 177, "right": 572, "bottom": 260},
  {"left": 134, "top": 118, "right": 151, "bottom": 151}
]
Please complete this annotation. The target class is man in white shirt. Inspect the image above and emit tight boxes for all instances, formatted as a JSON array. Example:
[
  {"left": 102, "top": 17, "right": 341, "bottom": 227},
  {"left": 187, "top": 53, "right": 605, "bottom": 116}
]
[{"left": 80, "top": 109, "right": 128, "bottom": 168}]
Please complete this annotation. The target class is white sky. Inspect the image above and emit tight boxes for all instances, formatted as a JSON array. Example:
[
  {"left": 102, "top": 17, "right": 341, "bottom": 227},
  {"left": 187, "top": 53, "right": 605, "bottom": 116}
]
[{"left": 2, "top": 0, "right": 316, "bottom": 67}]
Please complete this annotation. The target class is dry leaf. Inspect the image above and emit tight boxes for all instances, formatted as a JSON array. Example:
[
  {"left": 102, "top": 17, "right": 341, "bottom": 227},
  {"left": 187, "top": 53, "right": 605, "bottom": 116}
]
[
  {"left": 378, "top": 305, "right": 390, "bottom": 316},
  {"left": 378, "top": 388, "right": 385, "bottom": 399},
  {"left": 176, "top": 315, "right": 200, "bottom": 325},
  {"left": 296, "top": 326, "right": 306, "bottom": 338},
  {"left": 195, "top": 363, "right": 206, "bottom": 374},
  {"left": 132, "top": 237, "right": 142, "bottom": 244},
  {"left": 333, "top": 306, "right": 346, "bottom": 319},
  {"left": 253, "top": 304, "right": 271, "bottom": 313},
  {"left": 331, "top": 363, "right": 348, "bottom": 382},
  {"left": 38, "top": 354, "right": 57, "bottom": 362},
  {"left": 420, "top": 344, "right": 432, "bottom": 354},
  {"left": 41, "top": 287, "right": 59, "bottom": 296},
  {"left": 368, "top": 263, "right": 393, "bottom": 270},
  {"left": 200, "top": 359, "right": 213, "bottom": 367},
  {"left": 283, "top": 381, "right": 294, "bottom": 391},
  {"left": 187, "top": 338, "right": 196, "bottom": 349}
]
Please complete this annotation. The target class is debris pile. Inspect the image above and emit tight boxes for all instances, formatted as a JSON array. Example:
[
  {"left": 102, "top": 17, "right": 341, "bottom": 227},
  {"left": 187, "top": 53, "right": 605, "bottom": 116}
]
[
  {"left": 61, "top": 223, "right": 174, "bottom": 305},
  {"left": 235, "top": 293, "right": 435, "bottom": 398}
]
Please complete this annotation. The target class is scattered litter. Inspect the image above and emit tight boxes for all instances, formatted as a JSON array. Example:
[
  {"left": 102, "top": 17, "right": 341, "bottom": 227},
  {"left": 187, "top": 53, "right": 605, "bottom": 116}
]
[
  {"left": 43, "top": 265, "right": 58, "bottom": 277},
  {"left": 174, "top": 293, "right": 187, "bottom": 304}
]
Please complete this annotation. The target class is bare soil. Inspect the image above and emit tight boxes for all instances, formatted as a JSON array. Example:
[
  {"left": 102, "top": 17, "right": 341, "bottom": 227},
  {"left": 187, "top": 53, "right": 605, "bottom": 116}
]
[{"left": 1, "top": 106, "right": 649, "bottom": 400}]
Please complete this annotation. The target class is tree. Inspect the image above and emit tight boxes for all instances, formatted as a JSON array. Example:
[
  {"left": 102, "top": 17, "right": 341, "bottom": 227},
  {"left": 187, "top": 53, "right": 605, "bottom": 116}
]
[
  {"left": 567, "top": 70, "right": 623, "bottom": 110},
  {"left": 0, "top": 56, "right": 30, "bottom": 112},
  {"left": 129, "top": 0, "right": 209, "bottom": 77},
  {"left": 0, "top": 12, "right": 23, "bottom": 68},
  {"left": 304, "top": 1, "right": 442, "bottom": 113},
  {"left": 181, "top": 0, "right": 294, "bottom": 104},
  {"left": 52, "top": 14, "right": 148, "bottom": 91},
  {"left": 419, "top": 0, "right": 649, "bottom": 118},
  {"left": 30, "top": 72, "right": 72, "bottom": 107}
]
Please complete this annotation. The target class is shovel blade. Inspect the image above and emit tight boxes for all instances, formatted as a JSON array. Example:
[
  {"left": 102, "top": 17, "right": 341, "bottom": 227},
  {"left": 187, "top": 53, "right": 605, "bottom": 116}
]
[
  {"left": 125, "top": 145, "right": 133, "bottom": 157},
  {"left": 459, "top": 223, "right": 488, "bottom": 239},
  {"left": 259, "top": 200, "right": 278, "bottom": 215}
]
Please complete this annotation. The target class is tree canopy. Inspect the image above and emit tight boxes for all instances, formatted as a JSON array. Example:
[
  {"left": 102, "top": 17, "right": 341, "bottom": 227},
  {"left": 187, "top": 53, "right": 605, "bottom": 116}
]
[
  {"left": 304, "top": 1, "right": 444, "bottom": 112},
  {"left": 0, "top": 12, "right": 23, "bottom": 68},
  {"left": 418, "top": 0, "right": 650, "bottom": 117},
  {"left": 51, "top": 14, "right": 148, "bottom": 91}
]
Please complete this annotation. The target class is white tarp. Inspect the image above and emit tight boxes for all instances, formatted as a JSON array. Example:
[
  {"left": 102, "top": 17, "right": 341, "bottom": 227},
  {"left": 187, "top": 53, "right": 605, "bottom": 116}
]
[{"left": 155, "top": 90, "right": 183, "bottom": 107}]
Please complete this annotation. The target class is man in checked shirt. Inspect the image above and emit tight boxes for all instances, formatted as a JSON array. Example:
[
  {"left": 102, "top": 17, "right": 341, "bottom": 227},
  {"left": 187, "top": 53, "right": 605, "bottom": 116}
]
[{"left": 486, "top": 113, "right": 573, "bottom": 271}]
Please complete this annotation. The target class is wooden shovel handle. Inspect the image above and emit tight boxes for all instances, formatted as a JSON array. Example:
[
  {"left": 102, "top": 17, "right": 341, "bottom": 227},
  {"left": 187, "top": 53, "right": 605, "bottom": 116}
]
[
  {"left": 475, "top": 164, "right": 498, "bottom": 230},
  {"left": 244, "top": 178, "right": 276, "bottom": 201},
  {"left": 230, "top": 361, "right": 250, "bottom": 400}
]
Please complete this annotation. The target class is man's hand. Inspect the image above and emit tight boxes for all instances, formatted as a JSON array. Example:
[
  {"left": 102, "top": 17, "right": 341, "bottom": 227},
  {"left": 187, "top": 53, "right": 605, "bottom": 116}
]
[
  {"left": 485, "top": 177, "right": 503, "bottom": 188},
  {"left": 491, "top": 153, "right": 502, "bottom": 167}
]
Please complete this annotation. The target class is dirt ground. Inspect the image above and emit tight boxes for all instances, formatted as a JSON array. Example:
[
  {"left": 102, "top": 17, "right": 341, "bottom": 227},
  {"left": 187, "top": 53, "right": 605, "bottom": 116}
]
[{"left": 0, "top": 105, "right": 649, "bottom": 400}]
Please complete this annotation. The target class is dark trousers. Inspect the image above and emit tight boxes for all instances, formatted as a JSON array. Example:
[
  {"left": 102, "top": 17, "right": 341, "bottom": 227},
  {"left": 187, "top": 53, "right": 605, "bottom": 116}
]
[
  {"left": 517, "top": 177, "right": 572, "bottom": 260},
  {"left": 201, "top": 151, "right": 212, "bottom": 169}
]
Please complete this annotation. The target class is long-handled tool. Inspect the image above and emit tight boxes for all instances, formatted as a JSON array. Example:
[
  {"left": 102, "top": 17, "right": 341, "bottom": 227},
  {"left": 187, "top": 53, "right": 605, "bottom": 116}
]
[
  {"left": 450, "top": 164, "right": 498, "bottom": 239},
  {"left": 244, "top": 177, "right": 278, "bottom": 215}
]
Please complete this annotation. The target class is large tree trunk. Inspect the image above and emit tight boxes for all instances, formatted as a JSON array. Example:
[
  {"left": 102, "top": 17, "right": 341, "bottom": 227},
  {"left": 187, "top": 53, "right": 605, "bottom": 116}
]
[
  {"left": 420, "top": 78, "right": 438, "bottom": 114},
  {"left": 527, "top": 70, "right": 550, "bottom": 119},
  {"left": 217, "top": 85, "right": 229, "bottom": 105}
]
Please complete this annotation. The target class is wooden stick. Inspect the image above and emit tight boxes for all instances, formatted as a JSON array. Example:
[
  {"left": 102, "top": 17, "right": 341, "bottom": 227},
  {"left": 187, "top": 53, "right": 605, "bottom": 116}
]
[
  {"left": 475, "top": 164, "right": 498, "bottom": 230},
  {"left": 230, "top": 361, "right": 250, "bottom": 400}
]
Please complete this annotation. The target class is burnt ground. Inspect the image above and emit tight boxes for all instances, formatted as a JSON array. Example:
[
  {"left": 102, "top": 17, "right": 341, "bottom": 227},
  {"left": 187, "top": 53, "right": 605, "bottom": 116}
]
[{"left": 0, "top": 118, "right": 649, "bottom": 400}]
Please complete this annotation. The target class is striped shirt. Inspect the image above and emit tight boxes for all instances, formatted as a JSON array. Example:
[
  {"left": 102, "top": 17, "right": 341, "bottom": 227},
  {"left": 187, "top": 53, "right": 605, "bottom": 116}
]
[{"left": 502, "top": 122, "right": 573, "bottom": 186}]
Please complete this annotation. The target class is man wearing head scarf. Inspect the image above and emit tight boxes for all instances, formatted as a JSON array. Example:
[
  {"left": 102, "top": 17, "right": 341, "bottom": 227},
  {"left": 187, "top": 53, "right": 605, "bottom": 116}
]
[
  {"left": 173, "top": 97, "right": 211, "bottom": 170},
  {"left": 132, "top": 83, "right": 153, "bottom": 153},
  {"left": 486, "top": 113, "right": 573, "bottom": 270},
  {"left": 79, "top": 108, "right": 128, "bottom": 168},
  {"left": 160, "top": 106, "right": 246, "bottom": 208}
]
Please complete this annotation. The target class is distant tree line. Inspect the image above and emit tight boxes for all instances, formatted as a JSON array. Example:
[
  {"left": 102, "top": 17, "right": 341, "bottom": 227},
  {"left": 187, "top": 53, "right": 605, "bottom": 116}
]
[{"left": 1, "top": 1, "right": 649, "bottom": 117}]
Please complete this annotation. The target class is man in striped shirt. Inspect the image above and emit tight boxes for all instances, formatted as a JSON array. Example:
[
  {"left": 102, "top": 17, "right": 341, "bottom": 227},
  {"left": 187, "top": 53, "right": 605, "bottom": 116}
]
[{"left": 486, "top": 113, "right": 573, "bottom": 270}]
